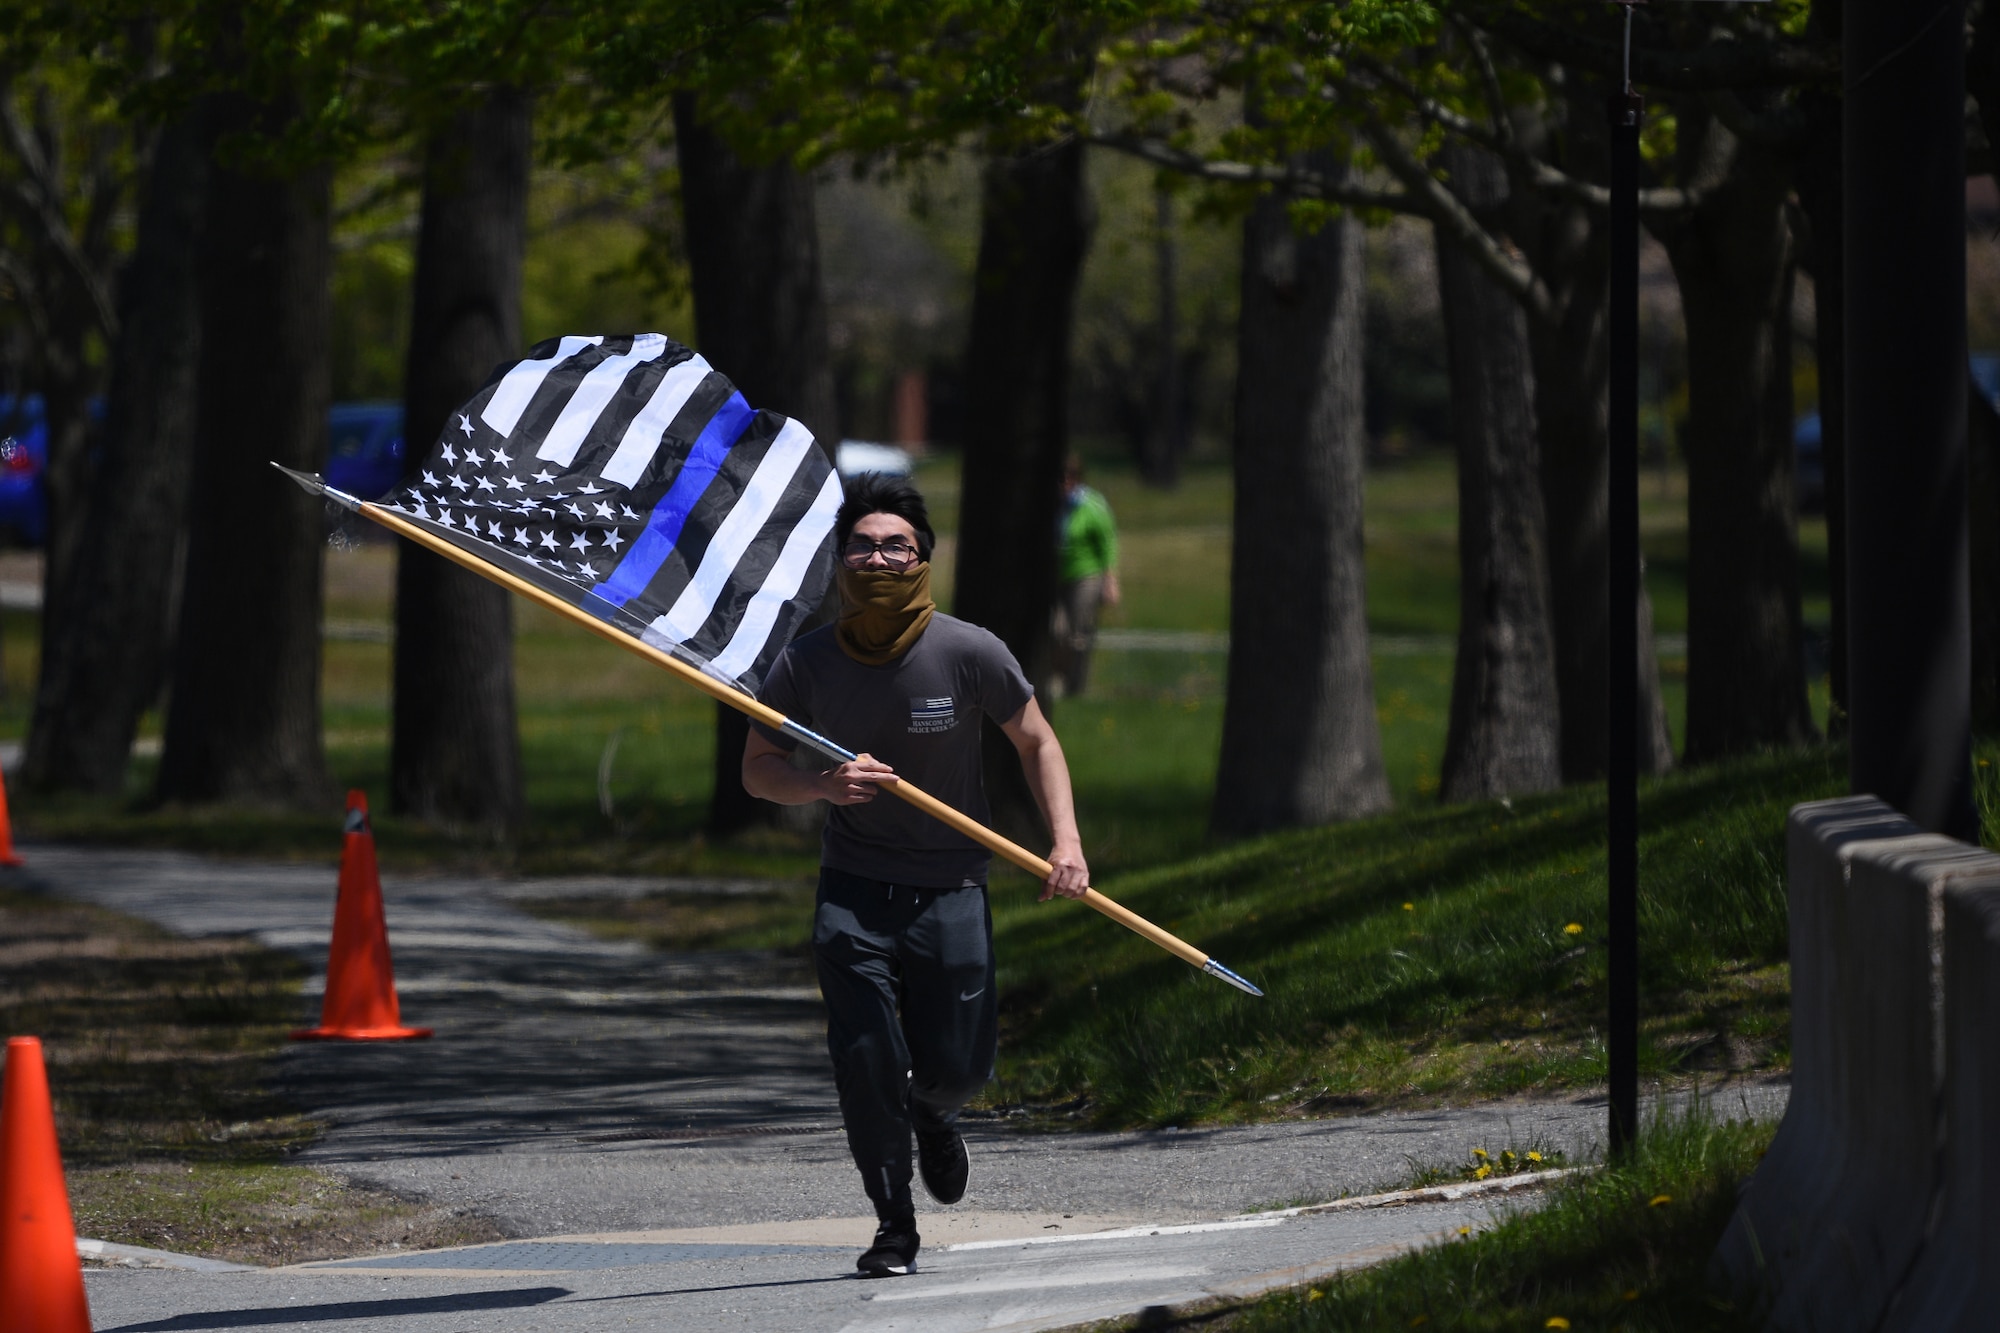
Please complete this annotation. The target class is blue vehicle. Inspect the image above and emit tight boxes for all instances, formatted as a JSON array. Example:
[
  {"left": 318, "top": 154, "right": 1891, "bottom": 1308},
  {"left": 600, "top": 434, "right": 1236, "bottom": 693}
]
[
  {"left": 325, "top": 402, "right": 405, "bottom": 501},
  {"left": 0, "top": 396, "right": 47, "bottom": 547},
  {"left": 1794, "top": 410, "right": 1824, "bottom": 515}
]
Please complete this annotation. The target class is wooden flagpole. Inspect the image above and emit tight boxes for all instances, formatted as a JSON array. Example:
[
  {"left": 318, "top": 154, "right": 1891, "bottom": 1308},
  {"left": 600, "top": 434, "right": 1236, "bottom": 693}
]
[{"left": 349, "top": 495, "right": 1262, "bottom": 996}]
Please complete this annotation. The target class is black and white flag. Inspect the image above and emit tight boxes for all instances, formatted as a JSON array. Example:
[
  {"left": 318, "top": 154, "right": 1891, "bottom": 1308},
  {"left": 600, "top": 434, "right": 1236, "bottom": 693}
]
[{"left": 357, "top": 332, "right": 839, "bottom": 692}]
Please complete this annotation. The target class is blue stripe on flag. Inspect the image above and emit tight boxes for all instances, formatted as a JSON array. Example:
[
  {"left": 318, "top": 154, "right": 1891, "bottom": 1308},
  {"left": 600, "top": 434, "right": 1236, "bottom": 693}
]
[{"left": 587, "top": 392, "right": 755, "bottom": 613}]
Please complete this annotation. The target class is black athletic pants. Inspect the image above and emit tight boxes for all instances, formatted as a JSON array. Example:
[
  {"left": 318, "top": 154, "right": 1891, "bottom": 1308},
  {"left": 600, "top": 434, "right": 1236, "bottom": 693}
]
[{"left": 813, "top": 866, "right": 998, "bottom": 1217}]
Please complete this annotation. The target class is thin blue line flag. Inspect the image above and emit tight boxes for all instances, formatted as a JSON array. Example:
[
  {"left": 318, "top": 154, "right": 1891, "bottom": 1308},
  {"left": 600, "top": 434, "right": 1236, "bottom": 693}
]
[{"left": 376, "top": 332, "right": 841, "bottom": 692}]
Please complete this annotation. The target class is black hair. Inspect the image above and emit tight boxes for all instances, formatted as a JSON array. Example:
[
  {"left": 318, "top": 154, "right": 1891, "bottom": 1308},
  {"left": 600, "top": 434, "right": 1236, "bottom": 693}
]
[{"left": 836, "top": 472, "right": 935, "bottom": 561}]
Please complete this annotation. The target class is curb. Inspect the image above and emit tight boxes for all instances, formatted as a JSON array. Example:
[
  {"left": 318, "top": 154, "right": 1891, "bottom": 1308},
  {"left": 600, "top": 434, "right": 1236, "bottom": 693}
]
[
  {"left": 1250, "top": 1166, "right": 1584, "bottom": 1220},
  {"left": 78, "top": 1237, "right": 259, "bottom": 1273}
]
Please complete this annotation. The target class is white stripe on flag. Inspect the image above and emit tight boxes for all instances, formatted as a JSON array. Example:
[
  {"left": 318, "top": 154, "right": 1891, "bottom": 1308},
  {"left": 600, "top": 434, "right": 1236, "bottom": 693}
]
[
  {"left": 481, "top": 335, "right": 603, "bottom": 438},
  {"left": 534, "top": 334, "right": 671, "bottom": 467},
  {"left": 599, "top": 355, "right": 713, "bottom": 488},
  {"left": 704, "top": 468, "right": 842, "bottom": 682},
  {"left": 650, "top": 418, "right": 820, "bottom": 645}
]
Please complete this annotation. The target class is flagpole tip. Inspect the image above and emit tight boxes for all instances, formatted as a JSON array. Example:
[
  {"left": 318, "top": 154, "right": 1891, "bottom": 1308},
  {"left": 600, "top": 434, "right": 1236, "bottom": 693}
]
[{"left": 1201, "top": 958, "right": 1264, "bottom": 998}]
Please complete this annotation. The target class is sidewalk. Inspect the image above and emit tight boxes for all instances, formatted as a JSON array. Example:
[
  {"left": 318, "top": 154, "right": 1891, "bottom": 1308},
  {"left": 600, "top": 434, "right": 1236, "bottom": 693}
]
[{"left": 21, "top": 843, "right": 1786, "bottom": 1330}]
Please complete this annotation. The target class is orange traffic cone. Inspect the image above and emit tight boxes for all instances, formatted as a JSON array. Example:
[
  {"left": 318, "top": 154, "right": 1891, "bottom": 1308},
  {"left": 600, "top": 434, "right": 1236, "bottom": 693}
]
[
  {"left": 291, "top": 791, "right": 431, "bottom": 1041},
  {"left": 0, "top": 1037, "right": 91, "bottom": 1333},
  {"left": 0, "top": 756, "right": 25, "bottom": 867}
]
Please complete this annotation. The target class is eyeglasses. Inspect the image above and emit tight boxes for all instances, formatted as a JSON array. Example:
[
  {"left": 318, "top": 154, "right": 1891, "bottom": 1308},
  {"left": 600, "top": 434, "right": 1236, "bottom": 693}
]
[{"left": 840, "top": 537, "right": 921, "bottom": 570}]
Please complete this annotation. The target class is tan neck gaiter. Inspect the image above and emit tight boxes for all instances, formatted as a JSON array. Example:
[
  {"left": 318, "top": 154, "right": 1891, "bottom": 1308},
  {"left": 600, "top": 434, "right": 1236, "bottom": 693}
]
[{"left": 835, "top": 563, "right": 936, "bottom": 665}]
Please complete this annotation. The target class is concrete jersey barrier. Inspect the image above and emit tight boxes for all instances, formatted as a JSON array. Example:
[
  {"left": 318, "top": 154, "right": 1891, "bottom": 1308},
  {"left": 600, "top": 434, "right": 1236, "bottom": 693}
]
[
  {"left": 1876, "top": 860, "right": 2000, "bottom": 1331},
  {"left": 1711, "top": 794, "right": 2000, "bottom": 1331}
]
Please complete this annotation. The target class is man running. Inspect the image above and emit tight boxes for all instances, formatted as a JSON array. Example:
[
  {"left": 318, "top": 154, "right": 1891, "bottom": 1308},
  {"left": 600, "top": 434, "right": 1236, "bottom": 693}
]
[{"left": 742, "top": 473, "right": 1089, "bottom": 1277}]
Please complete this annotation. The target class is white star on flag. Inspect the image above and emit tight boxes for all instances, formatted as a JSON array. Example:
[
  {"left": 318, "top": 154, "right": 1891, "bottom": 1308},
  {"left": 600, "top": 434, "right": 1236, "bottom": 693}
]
[
  {"left": 465, "top": 448, "right": 483, "bottom": 465},
  {"left": 442, "top": 442, "right": 458, "bottom": 464},
  {"left": 475, "top": 476, "right": 496, "bottom": 493},
  {"left": 539, "top": 531, "right": 559, "bottom": 550},
  {"left": 603, "top": 528, "right": 626, "bottom": 552},
  {"left": 532, "top": 469, "right": 554, "bottom": 484},
  {"left": 513, "top": 528, "right": 530, "bottom": 546},
  {"left": 593, "top": 501, "right": 613, "bottom": 519},
  {"left": 569, "top": 532, "right": 590, "bottom": 553},
  {"left": 457, "top": 413, "right": 474, "bottom": 437},
  {"left": 504, "top": 475, "right": 525, "bottom": 491},
  {"left": 491, "top": 447, "right": 512, "bottom": 467}
]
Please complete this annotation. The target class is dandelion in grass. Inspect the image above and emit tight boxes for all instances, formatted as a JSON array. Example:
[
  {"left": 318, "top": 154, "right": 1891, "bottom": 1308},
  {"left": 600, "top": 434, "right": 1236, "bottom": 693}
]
[
  {"left": 1623, "top": 1288, "right": 1640, "bottom": 1301},
  {"left": 1472, "top": 1163, "right": 1491, "bottom": 1179},
  {"left": 1546, "top": 1320, "right": 1571, "bottom": 1330},
  {"left": 1649, "top": 1193, "right": 1673, "bottom": 1207},
  {"left": 1563, "top": 922, "right": 1584, "bottom": 936},
  {"left": 1527, "top": 1150, "right": 1543, "bottom": 1163},
  {"left": 1403, "top": 902, "right": 1414, "bottom": 912},
  {"left": 1307, "top": 1289, "right": 1322, "bottom": 1301},
  {"left": 1456, "top": 1225, "right": 1472, "bottom": 1237},
  {"left": 1472, "top": 1147, "right": 1488, "bottom": 1158}
]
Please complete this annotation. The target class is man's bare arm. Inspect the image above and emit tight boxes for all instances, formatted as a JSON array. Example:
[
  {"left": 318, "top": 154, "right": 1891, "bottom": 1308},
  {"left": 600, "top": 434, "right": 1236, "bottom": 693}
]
[
  {"left": 742, "top": 729, "right": 898, "bottom": 807},
  {"left": 1000, "top": 698, "right": 1090, "bottom": 902}
]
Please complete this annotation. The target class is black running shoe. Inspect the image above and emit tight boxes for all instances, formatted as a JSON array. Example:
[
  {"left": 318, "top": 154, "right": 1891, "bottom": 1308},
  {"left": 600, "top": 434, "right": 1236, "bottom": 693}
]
[
  {"left": 916, "top": 1126, "right": 969, "bottom": 1205},
  {"left": 857, "top": 1223, "right": 920, "bottom": 1277}
]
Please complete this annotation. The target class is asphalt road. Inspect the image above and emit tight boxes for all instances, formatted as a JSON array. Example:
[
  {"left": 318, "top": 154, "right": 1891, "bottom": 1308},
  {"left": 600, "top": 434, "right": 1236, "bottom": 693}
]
[{"left": 21, "top": 843, "right": 1787, "bottom": 1331}]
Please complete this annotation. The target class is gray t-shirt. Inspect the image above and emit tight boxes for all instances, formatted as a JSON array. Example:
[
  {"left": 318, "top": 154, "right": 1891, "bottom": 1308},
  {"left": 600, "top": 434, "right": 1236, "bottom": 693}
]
[{"left": 753, "top": 614, "right": 1035, "bottom": 887}]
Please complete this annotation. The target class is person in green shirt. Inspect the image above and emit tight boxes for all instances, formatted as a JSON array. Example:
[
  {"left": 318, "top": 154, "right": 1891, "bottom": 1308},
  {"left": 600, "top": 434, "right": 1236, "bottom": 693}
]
[{"left": 1052, "top": 455, "right": 1120, "bottom": 698}]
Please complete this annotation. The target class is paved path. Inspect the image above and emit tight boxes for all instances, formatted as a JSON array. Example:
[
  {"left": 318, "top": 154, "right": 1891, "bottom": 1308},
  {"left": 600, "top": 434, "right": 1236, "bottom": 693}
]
[
  {"left": 21, "top": 843, "right": 1787, "bottom": 1331},
  {"left": 80, "top": 1197, "right": 1521, "bottom": 1333}
]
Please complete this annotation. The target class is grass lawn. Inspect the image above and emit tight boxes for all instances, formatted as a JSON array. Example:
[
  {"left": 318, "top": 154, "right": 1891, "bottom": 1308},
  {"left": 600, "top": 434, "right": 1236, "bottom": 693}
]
[
  {"left": 978, "top": 747, "right": 1833, "bottom": 1126},
  {"left": 2, "top": 449, "right": 1822, "bottom": 874}
]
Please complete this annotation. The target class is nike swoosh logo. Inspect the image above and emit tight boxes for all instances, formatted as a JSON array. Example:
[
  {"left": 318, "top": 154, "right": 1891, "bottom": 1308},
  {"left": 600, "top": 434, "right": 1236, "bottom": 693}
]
[{"left": 959, "top": 988, "right": 985, "bottom": 1002}]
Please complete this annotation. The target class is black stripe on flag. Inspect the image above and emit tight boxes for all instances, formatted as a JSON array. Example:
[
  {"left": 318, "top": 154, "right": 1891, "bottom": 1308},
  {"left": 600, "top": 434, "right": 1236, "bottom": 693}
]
[
  {"left": 614, "top": 410, "right": 786, "bottom": 620},
  {"left": 674, "top": 435, "right": 835, "bottom": 664}
]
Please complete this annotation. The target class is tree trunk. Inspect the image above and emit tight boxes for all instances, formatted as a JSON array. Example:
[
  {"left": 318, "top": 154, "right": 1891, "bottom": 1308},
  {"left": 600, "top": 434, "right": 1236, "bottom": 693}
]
[
  {"left": 672, "top": 93, "right": 839, "bottom": 837},
  {"left": 390, "top": 90, "right": 530, "bottom": 835},
  {"left": 1845, "top": 0, "right": 1975, "bottom": 837},
  {"left": 156, "top": 100, "right": 331, "bottom": 808},
  {"left": 1435, "top": 146, "right": 1562, "bottom": 803},
  {"left": 1970, "top": 376, "right": 2000, "bottom": 733},
  {"left": 1141, "top": 184, "right": 1184, "bottom": 488},
  {"left": 38, "top": 379, "right": 94, "bottom": 645},
  {"left": 21, "top": 114, "right": 208, "bottom": 795},
  {"left": 956, "top": 141, "right": 1092, "bottom": 684},
  {"left": 1213, "top": 156, "right": 1390, "bottom": 835},
  {"left": 953, "top": 141, "right": 1093, "bottom": 842},
  {"left": 1654, "top": 120, "right": 1817, "bottom": 763},
  {"left": 1512, "top": 86, "right": 1675, "bottom": 781}
]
